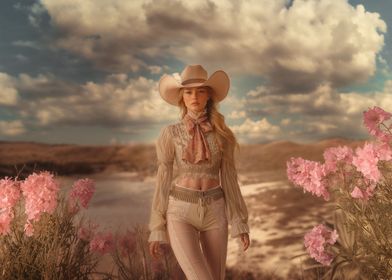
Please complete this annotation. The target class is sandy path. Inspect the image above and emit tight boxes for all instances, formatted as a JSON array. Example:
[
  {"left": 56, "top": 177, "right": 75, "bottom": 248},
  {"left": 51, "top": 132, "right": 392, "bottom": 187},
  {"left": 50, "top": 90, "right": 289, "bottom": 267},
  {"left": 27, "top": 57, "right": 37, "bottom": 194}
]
[{"left": 227, "top": 180, "right": 333, "bottom": 277}]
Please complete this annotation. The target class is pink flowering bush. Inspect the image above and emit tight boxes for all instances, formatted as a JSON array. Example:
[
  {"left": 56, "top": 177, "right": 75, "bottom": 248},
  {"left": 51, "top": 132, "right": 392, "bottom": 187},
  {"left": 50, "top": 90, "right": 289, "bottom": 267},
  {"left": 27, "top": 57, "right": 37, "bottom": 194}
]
[
  {"left": 0, "top": 170, "right": 111, "bottom": 279},
  {"left": 287, "top": 106, "right": 392, "bottom": 279},
  {"left": 0, "top": 168, "right": 185, "bottom": 279}
]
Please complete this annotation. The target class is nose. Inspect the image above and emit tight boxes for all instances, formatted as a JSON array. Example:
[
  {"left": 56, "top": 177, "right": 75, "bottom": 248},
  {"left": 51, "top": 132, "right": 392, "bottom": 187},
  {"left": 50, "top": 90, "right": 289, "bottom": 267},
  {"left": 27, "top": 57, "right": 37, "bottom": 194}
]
[{"left": 190, "top": 89, "right": 198, "bottom": 99}]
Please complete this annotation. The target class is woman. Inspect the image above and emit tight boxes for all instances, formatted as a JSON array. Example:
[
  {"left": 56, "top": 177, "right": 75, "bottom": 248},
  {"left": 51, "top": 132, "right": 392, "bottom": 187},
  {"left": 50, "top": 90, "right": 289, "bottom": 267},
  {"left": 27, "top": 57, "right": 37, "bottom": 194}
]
[{"left": 148, "top": 64, "right": 250, "bottom": 280}]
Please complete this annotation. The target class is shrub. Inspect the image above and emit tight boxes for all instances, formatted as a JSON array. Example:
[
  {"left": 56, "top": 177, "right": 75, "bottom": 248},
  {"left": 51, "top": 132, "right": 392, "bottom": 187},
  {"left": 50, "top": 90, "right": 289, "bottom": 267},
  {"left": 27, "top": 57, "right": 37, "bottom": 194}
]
[{"left": 286, "top": 106, "right": 392, "bottom": 279}]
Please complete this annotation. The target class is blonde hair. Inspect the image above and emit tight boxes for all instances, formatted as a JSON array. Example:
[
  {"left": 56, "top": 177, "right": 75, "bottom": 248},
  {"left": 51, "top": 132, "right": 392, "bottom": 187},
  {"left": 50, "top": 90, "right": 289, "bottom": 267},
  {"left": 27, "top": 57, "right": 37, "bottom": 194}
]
[{"left": 178, "top": 86, "right": 240, "bottom": 161}]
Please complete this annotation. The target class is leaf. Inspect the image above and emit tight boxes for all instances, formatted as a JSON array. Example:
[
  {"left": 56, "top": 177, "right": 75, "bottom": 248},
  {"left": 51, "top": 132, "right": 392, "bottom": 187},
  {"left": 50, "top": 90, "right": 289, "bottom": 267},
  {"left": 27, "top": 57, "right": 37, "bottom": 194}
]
[{"left": 290, "top": 252, "right": 310, "bottom": 259}]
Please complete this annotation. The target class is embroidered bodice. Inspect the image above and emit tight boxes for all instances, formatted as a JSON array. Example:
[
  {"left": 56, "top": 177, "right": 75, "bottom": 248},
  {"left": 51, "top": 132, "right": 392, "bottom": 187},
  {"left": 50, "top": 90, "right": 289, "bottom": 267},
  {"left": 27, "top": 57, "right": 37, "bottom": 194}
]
[{"left": 171, "top": 122, "right": 222, "bottom": 182}]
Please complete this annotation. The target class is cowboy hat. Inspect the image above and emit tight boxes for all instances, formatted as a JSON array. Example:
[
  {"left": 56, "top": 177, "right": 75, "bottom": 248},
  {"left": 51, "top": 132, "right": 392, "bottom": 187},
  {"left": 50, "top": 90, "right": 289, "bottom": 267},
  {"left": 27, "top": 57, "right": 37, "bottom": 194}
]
[{"left": 158, "top": 64, "right": 230, "bottom": 106}]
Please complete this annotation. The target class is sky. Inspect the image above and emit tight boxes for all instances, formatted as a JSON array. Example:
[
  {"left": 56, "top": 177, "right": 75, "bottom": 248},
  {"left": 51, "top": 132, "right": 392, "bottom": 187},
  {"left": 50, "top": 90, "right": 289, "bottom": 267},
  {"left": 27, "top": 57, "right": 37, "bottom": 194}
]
[{"left": 1, "top": 0, "right": 391, "bottom": 146}]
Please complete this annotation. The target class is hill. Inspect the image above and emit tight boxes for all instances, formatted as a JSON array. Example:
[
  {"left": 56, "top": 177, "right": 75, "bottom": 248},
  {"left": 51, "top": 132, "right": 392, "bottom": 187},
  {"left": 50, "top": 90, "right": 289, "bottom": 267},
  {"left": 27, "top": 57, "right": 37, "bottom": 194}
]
[{"left": 0, "top": 137, "right": 368, "bottom": 180}]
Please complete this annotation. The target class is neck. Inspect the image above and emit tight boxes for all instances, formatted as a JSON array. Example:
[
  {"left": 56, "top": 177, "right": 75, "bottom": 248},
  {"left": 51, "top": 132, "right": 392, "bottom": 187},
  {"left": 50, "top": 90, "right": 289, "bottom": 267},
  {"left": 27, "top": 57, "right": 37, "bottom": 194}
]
[{"left": 186, "top": 108, "right": 207, "bottom": 120}]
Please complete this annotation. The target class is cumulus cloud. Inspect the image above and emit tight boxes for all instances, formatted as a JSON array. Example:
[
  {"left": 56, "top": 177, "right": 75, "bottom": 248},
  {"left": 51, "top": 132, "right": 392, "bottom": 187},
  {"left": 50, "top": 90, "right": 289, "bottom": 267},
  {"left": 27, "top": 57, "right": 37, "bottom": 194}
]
[
  {"left": 229, "top": 79, "right": 392, "bottom": 143},
  {"left": 0, "top": 120, "right": 26, "bottom": 136},
  {"left": 3, "top": 69, "right": 392, "bottom": 143},
  {"left": 228, "top": 110, "right": 246, "bottom": 120},
  {"left": 231, "top": 117, "right": 282, "bottom": 143},
  {"left": 6, "top": 72, "right": 180, "bottom": 130},
  {"left": 0, "top": 73, "right": 19, "bottom": 106},
  {"left": 32, "top": 0, "right": 385, "bottom": 95},
  {"left": 244, "top": 83, "right": 342, "bottom": 117}
]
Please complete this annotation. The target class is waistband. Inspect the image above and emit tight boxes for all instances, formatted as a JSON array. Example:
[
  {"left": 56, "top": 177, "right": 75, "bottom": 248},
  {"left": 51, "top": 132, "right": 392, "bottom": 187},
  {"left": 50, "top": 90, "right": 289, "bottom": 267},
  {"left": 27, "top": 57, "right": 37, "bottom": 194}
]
[{"left": 169, "top": 183, "right": 224, "bottom": 204}]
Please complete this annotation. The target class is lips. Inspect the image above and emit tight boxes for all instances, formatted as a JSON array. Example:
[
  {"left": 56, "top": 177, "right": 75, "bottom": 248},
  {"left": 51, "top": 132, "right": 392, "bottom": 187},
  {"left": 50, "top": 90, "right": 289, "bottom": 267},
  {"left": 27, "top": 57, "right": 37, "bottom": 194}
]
[{"left": 192, "top": 102, "right": 199, "bottom": 105}]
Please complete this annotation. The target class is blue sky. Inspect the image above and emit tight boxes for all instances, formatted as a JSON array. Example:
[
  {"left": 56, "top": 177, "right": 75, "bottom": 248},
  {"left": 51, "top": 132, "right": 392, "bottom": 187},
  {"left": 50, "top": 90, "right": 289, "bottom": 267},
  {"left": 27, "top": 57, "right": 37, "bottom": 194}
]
[{"left": 1, "top": 0, "right": 391, "bottom": 145}]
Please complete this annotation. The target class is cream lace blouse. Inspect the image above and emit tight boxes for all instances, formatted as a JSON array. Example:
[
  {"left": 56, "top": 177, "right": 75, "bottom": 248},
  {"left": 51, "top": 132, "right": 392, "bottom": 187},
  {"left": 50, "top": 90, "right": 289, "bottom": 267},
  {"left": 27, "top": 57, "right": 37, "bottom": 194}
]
[{"left": 148, "top": 121, "right": 250, "bottom": 243}]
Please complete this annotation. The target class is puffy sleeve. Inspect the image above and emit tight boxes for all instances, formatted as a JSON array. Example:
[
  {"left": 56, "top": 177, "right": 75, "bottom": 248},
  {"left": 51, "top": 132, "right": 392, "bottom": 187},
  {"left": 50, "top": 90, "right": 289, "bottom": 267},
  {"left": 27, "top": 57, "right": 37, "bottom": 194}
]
[
  {"left": 220, "top": 140, "right": 250, "bottom": 238},
  {"left": 148, "top": 125, "right": 175, "bottom": 244}
]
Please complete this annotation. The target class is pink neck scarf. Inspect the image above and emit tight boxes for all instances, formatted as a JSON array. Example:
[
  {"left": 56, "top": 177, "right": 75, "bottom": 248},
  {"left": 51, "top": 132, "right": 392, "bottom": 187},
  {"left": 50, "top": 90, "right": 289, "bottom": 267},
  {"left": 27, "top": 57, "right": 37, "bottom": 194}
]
[{"left": 182, "top": 109, "right": 213, "bottom": 164}]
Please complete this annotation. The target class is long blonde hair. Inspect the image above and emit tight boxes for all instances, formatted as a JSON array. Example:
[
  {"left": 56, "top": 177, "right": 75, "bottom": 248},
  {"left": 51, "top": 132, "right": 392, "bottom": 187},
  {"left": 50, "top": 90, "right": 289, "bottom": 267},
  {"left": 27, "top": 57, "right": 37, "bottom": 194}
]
[{"left": 178, "top": 86, "right": 240, "bottom": 161}]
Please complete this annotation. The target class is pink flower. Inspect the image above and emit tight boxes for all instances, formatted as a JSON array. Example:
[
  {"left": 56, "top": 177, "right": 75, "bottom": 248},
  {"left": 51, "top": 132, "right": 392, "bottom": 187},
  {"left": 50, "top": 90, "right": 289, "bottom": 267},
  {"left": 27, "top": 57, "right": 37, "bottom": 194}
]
[
  {"left": 24, "top": 221, "right": 34, "bottom": 237},
  {"left": 20, "top": 171, "right": 60, "bottom": 225},
  {"left": 0, "top": 177, "right": 21, "bottom": 235},
  {"left": 352, "top": 142, "right": 382, "bottom": 183},
  {"left": 350, "top": 178, "right": 377, "bottom": 201},
  {"left": 69, "top": 178, "right": 95, "bottom": 209},
  {"left": 89, "top": 231, "right": 115, "bottom": 255},
  {"left": 363, "top": 106, "right": 392, "bottom": 143},
  {"left": 323, "top": 145, "right": 354, "bottom": 173},
  {"left": 78, "top": 221, "right": 99, "bottom": 241},
  {"left": 373, "top": 141, "right": 392, "bottom": 161},
  {"left": 286, "top": 157, "right": 330, "bottom": 201},
  {"left": 118, "top": 230, "right": 137, "bottom": 257},
  {"left": 0, "top": 177, "right": 21, "bottom": 209},
  {"left": 304, "top": 224, "right": 338, "bottom": 266},
  {"left": 351, "top": 186, "right": 365, "bottom": 199}
]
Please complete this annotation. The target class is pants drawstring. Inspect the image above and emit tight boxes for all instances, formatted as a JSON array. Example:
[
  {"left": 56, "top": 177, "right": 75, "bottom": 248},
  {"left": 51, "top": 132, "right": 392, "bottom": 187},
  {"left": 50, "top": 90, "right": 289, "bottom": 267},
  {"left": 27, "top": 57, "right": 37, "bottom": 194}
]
[{"left": 197, "top": 198, "right": 206, "bottom": 221}]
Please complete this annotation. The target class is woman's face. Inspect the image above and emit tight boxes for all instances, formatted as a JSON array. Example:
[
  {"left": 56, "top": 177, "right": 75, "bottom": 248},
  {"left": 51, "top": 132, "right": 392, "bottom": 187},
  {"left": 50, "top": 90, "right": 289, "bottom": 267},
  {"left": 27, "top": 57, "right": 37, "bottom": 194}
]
[{"left": 182, "top": 86, "right": 210, "bottom": 112}]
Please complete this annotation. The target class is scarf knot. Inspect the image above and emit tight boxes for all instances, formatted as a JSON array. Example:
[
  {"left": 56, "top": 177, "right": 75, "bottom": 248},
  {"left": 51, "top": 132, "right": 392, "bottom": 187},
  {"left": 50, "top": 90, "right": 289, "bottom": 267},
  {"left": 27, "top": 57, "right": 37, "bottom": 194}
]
[{"left": 182, "top": 109, "right": 213, "bottom": 164}]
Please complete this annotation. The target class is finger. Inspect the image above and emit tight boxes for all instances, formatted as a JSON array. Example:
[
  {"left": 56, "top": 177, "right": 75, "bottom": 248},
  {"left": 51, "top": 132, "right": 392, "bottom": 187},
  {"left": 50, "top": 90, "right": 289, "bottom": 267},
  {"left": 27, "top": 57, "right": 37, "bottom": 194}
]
[
  {"left": 154, "top": 246, "right": 161, "bottom": 258},
  {"left": 243, "top": 240, "right": 249, "bottom": 251}
]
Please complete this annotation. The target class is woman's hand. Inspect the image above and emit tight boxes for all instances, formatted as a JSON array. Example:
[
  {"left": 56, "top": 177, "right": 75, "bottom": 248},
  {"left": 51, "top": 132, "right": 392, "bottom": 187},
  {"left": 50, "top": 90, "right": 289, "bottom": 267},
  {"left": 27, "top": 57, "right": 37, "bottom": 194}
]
[
  {"left": 149, "top": 241, "right": 162, "bottom": 259},
  {"left": 240, "top": 233, "right": 250, "bottom": 251}
]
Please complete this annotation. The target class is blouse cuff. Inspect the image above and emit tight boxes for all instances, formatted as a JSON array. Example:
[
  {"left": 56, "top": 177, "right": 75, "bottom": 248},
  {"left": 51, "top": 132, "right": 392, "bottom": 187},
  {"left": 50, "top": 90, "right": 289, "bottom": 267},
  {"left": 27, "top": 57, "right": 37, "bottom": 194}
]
[
  {"left": 230, "top": 221, "right": 250, "bottom": 238},
  {"left": 148, "top": 230, "right": 169, "bottom": 244}
]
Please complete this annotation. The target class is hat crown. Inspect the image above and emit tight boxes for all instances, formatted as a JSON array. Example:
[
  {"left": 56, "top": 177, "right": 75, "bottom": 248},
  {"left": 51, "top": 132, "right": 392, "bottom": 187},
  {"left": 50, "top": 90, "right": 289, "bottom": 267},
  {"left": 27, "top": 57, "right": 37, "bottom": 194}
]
[{"left": 180, "top": 65, "right": 208, "bottom": 85}]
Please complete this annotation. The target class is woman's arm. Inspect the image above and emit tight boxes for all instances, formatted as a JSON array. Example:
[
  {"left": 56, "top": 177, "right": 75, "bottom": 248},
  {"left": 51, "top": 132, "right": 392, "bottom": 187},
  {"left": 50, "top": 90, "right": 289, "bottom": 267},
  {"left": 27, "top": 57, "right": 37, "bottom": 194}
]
[
  {"left": 220, "top": 141, "right": 250, "bottom": 238},
  {"left": 148, "top": 125, "right": 175, "bottom": 244}
]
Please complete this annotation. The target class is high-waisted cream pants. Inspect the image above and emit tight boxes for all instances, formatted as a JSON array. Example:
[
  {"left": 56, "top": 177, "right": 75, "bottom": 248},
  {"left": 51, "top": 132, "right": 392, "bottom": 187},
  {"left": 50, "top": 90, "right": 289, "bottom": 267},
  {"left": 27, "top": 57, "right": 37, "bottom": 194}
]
[{"left": 166, "top": 184, "right": 228, "bottom": 280}]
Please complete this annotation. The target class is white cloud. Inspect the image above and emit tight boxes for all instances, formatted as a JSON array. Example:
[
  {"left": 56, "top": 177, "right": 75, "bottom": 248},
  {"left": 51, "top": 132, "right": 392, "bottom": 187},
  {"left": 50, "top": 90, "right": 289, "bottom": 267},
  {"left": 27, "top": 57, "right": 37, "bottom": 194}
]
[
  {"left": 32, "top": 0, "right": 385, "bottom": 94},
  {"left": 9, "top": 72, "right": 180, "bottom": 129},
  {"left": 0, "top": 73, "right": 19, "bottom": 106},
  {"left": 232, "top": 79, "right": 392, "bottom": 143},
  {"left": 231, "top": 117, "right": 282, "bottom": 143},
  {"left": 228, "top": 110, "right": 246, "bottom": 120},
  {"left": 0, "top": 120, "right": 26, "bottom": 136}
]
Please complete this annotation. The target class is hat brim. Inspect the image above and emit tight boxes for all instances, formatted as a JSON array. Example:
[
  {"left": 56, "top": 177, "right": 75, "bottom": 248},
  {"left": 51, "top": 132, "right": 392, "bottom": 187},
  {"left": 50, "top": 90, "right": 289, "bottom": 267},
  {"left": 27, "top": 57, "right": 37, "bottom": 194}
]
[{"left": 158, "top": 70, "right": 230, "bottom": 106}]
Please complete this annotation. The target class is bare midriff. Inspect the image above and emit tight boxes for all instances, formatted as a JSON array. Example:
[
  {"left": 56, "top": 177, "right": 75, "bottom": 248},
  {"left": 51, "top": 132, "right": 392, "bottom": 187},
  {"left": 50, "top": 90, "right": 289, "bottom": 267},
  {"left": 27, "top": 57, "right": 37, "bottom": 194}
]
[{"left": 176, "top": 177, "right": 220, "bottom": 191}]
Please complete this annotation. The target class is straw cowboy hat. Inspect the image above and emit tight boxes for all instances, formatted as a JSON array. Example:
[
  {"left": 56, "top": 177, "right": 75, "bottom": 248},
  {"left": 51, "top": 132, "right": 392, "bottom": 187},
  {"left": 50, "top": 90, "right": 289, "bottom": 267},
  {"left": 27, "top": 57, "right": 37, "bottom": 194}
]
[{"left": 158, "top": 64, "right": 230, "bottom": 106}]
